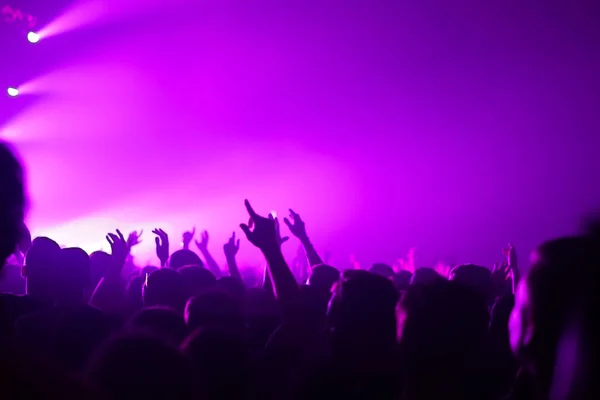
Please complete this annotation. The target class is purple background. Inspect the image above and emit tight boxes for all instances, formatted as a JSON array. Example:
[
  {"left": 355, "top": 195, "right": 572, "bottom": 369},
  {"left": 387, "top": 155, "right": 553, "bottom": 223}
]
[{"left": 2, "top": 0, "right": 599, "bottom": 268}]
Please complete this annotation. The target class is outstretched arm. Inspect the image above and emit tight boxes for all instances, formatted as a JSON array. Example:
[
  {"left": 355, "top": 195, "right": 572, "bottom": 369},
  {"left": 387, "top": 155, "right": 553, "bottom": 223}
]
[
  {"left": 284, "top": 209, "right": 323, "bottom": 267},
  {"left": 152, "top": 229, "right": 169, "bottom": 267},
  {"left": 224, "top": 231, "right": 242, "bottom": 281},
  {"left": 196, "top": 231, "right": 221, "bottom": 277},
  {"left": 90, "top": 230, "right": 128, "bottom": 314},
  {"left": 240, "top": 200, "right": 297, "bottom": 312}
]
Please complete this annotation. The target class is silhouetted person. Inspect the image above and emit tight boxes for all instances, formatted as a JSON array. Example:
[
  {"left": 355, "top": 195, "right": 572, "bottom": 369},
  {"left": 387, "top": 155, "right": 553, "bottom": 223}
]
[
  {"left": 143, "top": 267, "right": 186, "bottom": 313},
  {"left": 128, "top": 306, "right": 188, "bottom": 345},
  {"left": 410, "top": 267, "right": 441, "bottom": 285},
  {"left": 323, "top": 270, "right": 401, "bottom": 399},
  {"left": 185, "top": 291, "right": 244, "bottom": 336},
  {"left": 169, "top": 249, "right": 203, "bottom": 270},
  {"left": 177, "top": 265, "right": 216, "bottom": 299},
  {"left": 398, "top": 279, "right": 490, "bottom": 400},
  {"left": 182, "top": 328, "right": 250, "bottom": 400},
  {"left": 87, "top": 334, "right": 197, "bottom": 400},
  {"left": 369, "top": 263, "right": 395, "bottom": 279},
  {"left": 509, "top": 234, "right": 598, "bottom": 400},
  {"left": 450, "top": 264, "right": 493, "bottom": 302},
  {"left": 393, "top": 270, "right": 412, "bottom": 292}
]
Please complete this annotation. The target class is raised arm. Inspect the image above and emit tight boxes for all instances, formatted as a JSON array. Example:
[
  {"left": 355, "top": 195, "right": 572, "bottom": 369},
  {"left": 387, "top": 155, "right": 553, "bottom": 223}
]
[
  {"left": 504, "top": 243, "right": 520, "bottom": 293},
  {"left": 152, "top": 229, "right": 169, "bottom": 267},
  {"left": 182, "top": 227, "right": 195, "bottom": 250},
  {"left": 223, "top": 231, "right": 242, "bottom": 281},
  {"left": 90, "top": 230, "right": 128, "bottom": 313},
  {"left": 283, "top": 209, "right": 323, "bottom": 267},
  {"left": 240, "top": 200, "right": 297, "bottom": 311},
  {"left": 195, "top": 230, "right": 221, "bottom": 277}
]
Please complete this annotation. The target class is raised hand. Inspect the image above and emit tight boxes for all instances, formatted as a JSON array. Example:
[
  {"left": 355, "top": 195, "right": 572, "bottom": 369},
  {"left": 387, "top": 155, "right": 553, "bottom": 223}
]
[
  {"left": 492, "top": 261, "right": 511, "bottom": 282},
  {"left": 502, "top": 243, "right": 517, "bottom": 269},
  {"left": 224, "top": 231, "right": 240, "bottom": 259},
  {"left": 126, "top": 229, "right": 143, "bottom": 250},
  {"left": 182, "top": 227, "right": 196, "bottom": 250},
  {"left": 195, "top": 230, "right": 209, "bottom": 252},
  {"left": 240, "top": 200, "right": 280, "bottom": 251},
  {"left": 106, "top": 229, "right": 128, "bottom": 271},
  {"left": 273, "top": 215, "right": 289, "bottom": 246},
  {"left": 502, "top": 242, "right": 520, "bottom": 291},
  {"left": 283, "top": 209, "right": 307, "bottom": 241},
  {"left": 152, "top": 228, "right": 170, "bottom": 267}
]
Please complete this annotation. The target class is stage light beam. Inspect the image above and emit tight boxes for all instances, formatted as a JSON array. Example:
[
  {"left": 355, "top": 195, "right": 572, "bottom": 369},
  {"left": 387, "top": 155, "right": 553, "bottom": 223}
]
[
  {"left": 27, "top": 31, "right": 41, "bottom": 43},
  {"left": 7, "top": 87, "right": 19, "bottom": 97}
]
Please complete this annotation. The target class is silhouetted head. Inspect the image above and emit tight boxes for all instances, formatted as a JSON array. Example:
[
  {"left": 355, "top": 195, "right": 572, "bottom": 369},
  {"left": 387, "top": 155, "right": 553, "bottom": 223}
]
[
  {"left": 143, "top": 268, "right": 186, "bottom": 312},
  {"left": 185, "top": 291, "right": 244, "bottom": 335},
  {"left": 182, "top": 328, "right": 250, "bottom": 399},
  {"left": 89, "top": 251, "right": 111, "bottom": 289},
  {"left": 23, "top": 236, "right": 61, "bottom": 299},
  {"left": 510, "top": 235, "right": 597, "bottom": 383},
  {"left": 449, "top": 264, "right": 493, "bottom": 301},
  {"left": 0, "top": 142, "right": 26, "bottom": 265},
  {"left": 369, "top": 263, "right": 395, "bottom": 279},
  {"left": 393, "top": 270, "right": 412, "bottom": 292},
  {"left": 55, "top": 247, "right": 90, "bottom": 304},
  {"left": 215, "top": 276, "right": 246, "bottom": 303},
  {"left": 87, "top": 334, "right": 197, "bottom": 400},
  {"left": 169, "top": 249, "right": 203, "bottom": 269},
  {"left": 177, "top": 265, "right": 216, "bottom": 299},
  {"left": 128, "top": 306, "right": 188, "bottom": 346},
  {"left": 327, "top": 270, "right": 399, "bottom": 356},
  {"left": 398, "top": 280, "right": 489, "bottom": 398},
  {"left": 410, "top": 267, "right": 442, "bottom": 285},
  {"left": 308, "top": 264, "right": 340, "bottom": 295}
]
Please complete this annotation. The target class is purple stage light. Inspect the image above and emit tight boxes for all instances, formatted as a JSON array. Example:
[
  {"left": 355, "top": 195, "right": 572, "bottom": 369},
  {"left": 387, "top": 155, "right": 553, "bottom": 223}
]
[
  {"left": 7, "top": 87, "right": 19, "bottom": 97},
  {"left": 27, "top": 31, "right": 41, "bottom": 43}
]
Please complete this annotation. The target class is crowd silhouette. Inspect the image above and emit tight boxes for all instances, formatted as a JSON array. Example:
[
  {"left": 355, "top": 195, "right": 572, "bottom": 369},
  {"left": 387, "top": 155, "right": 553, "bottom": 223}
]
[{"left": 0, "top": 141, "right": 597, "bottom": 399}]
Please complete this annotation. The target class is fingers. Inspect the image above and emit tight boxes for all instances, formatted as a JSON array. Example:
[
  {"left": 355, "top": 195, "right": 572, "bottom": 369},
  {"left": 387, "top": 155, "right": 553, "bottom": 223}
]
[
  {"left": 202, "top": 230, "right": 209, "bottom": 240},
  {"left": 283, "top": 217, "right": 293, "bottom": 230},
  {"left": 138, "top": 229, "right": 144, "bottom": 237},
  {"left": 248, "top": 217, "right": 254, "bottom": 229},
  {"left": 244, "top": 199, "right": 258, "bottom": 219},
  {"left": 106, "top": 235, "right": 113, "bottom": 245},
  {"left": 289, "top": 209, "right": 298, "bottom": 219},
  {"left": 281, "top": 236, "right": 289, "bottom": 244},
  {"left": 116, "top": 229, "right": 125, "bottom": 242},
  {"left": 108, "top": 233, "right": 119, "bottom": 244},
  {"left": 240, "top": 223, "right": 252, "bottom": 239},
  {"left": 191, "top": 227, "right": 196, "bottom": 235},
  {"left": 235, "top": 239, "right": 240, "bottom": 249}
]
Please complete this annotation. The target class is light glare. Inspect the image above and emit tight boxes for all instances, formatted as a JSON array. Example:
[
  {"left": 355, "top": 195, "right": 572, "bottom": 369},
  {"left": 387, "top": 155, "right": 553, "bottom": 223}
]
[
  {"left": 27, "top": 31, "right": 41, "bottom": 43},
  {"left": 7, "top": 87, "right": 19, "bottom": 97}
]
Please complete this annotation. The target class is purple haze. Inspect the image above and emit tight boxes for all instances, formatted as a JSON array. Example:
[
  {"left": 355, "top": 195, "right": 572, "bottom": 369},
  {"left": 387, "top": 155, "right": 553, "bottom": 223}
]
[{"left": 3, "top": 0, "right": 599, "bottom": 268}]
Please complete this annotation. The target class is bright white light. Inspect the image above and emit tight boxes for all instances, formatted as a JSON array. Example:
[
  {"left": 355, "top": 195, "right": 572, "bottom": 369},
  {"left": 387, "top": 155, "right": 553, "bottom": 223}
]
[
  {"left": 7, "top": 87, "right": 19, "bottom": 97},
  {"left": 270, "top": 210, "right": 277, "bottom": 218},
  {"left": 27, "top": 31, "right": 41, "bottom": 43}
]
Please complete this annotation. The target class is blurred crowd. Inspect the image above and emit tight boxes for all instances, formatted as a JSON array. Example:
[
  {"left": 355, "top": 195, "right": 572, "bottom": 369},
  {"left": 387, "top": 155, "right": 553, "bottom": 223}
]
[{"left": 0, "top": 141, "right": 597, "bottom": 399}]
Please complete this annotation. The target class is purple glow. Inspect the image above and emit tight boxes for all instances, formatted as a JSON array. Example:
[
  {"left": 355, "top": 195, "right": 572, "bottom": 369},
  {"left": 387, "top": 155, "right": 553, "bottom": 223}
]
[{"left": 4, "top": 1, "right": 600, "bottom": 269}]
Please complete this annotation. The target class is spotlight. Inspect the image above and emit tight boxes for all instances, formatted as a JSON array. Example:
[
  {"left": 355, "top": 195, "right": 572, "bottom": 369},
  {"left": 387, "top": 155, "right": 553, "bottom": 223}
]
[
  {"left": 7, "top": 87, "right": 19, "bottom": 97},
  {"left": 27, "top": 31, "right": 41, "bottom": 43}
]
